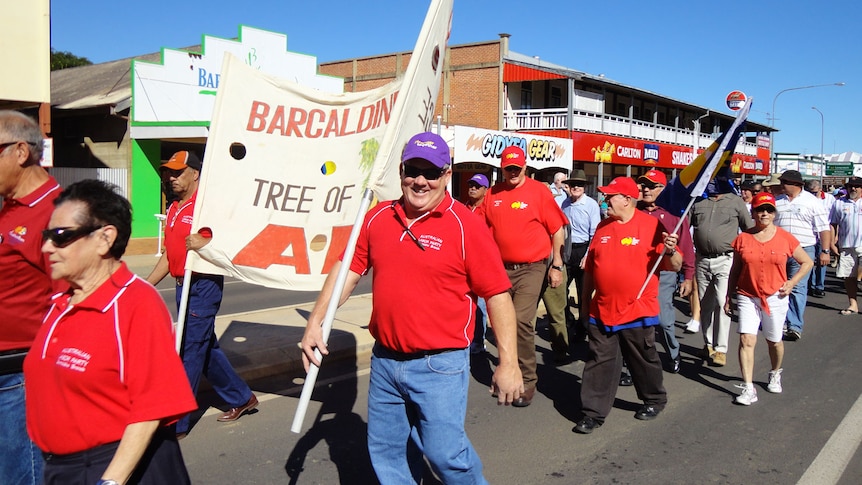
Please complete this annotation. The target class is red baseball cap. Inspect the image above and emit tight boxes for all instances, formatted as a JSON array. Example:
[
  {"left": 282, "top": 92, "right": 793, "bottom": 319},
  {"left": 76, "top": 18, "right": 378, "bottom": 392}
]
[
  {"left": 500, "top": 145, "right": 526, "bottom": 168},
  {"left": 638, "top": 169, "right": 667, "bottom": 186},
  {"left": 751, "top": 192, "right": 777, "bottom": 210},
  {"left": 598, "top": 177, "right": 640, "bottom": 198}
]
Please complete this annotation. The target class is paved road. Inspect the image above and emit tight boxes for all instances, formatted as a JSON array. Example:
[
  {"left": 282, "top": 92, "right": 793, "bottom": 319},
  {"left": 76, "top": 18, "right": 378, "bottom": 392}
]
[{"left": 180, "top": 278, "right": 862, "bottom": 484}]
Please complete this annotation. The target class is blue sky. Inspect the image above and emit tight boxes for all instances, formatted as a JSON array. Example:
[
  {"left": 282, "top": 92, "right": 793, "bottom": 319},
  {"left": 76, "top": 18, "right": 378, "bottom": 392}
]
[{"left": 51, "top": 0, "right": 860, "bottom": 156}]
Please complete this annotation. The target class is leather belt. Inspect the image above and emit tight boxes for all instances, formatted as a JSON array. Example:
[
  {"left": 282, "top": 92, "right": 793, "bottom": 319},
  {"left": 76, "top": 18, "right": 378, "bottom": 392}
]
[
  {"left": 384, "top": 347, "right": 462, "bottom": 361},
  {"left": 700, "top": 250, "right": 732, "bottom": 258},
  {"left": 0, "top": 348, "right": 28, "bottom": 376},
  {"left": 503, "top": 258, "right": 548, "bottom": 271}
]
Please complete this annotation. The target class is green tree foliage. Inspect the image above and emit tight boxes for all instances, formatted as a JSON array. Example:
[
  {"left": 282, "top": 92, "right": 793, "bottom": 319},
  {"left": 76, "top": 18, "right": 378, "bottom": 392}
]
[{"left": 50, "top": 49, "right": 92, "bottom": 71}]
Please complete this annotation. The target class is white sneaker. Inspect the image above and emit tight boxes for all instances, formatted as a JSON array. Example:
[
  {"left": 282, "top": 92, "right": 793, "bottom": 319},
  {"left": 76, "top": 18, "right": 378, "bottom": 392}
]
[
  {"left": 734, "top": 384, "right": 758, "bottom": 405},
  {"left": 767, "top": 369, "right": 783, "bottom": 393},
  {"left": 684, "top": 319, "right": 701, "bottom": 334}
]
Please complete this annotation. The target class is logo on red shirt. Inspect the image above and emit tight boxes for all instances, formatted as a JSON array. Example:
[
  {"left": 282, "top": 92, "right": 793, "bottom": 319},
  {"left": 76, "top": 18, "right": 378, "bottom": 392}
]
[
  {"left": 6, "top": 225, "right": 27, "bottom": 244},
  {"left": 620, "top": 237, "right": 641, "bottom": 246},
  {"left": 510, "top": 201, "right": 528, "bottom": 210}
]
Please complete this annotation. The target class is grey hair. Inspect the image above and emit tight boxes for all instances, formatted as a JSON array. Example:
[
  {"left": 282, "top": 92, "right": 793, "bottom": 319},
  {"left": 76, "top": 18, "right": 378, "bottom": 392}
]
[{"left": 0, "top": 110, "right": 43, "bottom": 164}]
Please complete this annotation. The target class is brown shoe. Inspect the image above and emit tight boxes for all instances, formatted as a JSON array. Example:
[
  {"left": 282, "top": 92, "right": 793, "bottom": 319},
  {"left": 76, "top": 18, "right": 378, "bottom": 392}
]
[
  {"left": 700, "top": 345, "right": 716, "bottom": 360},
  {"left": 711, "top": 351, "right": 726, "bottom": 367},
  {"left": 217, "top": 394, "right": 259, "bottom": 422},
  {"left": 512, "top": 387, "right": 535, "bottom": 408}
]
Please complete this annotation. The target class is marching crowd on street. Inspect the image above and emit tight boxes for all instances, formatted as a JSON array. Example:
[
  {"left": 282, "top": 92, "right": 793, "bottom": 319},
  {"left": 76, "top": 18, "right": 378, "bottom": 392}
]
[{"left": 4, "top": 111, "right": 862, "bottom": 484}]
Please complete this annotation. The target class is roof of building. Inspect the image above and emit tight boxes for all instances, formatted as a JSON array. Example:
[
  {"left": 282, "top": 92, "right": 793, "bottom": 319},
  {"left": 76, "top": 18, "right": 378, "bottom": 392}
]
[{"left": 50, "top": 46, "right": 200, "bottom": 113}]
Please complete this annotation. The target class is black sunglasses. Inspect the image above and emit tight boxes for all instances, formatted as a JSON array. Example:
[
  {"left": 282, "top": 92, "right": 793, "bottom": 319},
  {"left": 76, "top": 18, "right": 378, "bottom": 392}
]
[
  {"left": 753, "top": 206, "right": 776, "bottom": 214},
  {"left": 467, "top": 182, "right": 484, "bottom": 189},
  {"left": 503, "top": 166, "right": 523, "bottom": 173},
  {"left": 403, "top": 165, "right": 445, "bottom": 180},
  {"left": 42, "top": 225, "right": 104, "bottom": 248},
  {"left": 0, "top": 141, "right": 21, "bottom": 152}
]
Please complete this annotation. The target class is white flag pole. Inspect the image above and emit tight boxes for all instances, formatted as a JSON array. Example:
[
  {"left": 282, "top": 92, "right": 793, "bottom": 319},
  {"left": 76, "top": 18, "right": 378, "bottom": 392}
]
[
  {"left": 290, "top": 188, "right": 375, "bottom": 434},
  {"left": 175, "top": 265, "right": 194, "bottom": 354}
]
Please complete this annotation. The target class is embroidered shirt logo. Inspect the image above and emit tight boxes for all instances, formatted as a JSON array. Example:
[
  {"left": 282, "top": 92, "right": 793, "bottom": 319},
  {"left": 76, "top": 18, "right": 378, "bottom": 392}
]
[
  {"left": 620, "top": 236, "right": 641, "bottom": 246},
  {"left": 510, "top": 201, "right": 528, "bottom": 210},
  {"left": 56, "top": 347, "right": 92, "bottom": 373}
]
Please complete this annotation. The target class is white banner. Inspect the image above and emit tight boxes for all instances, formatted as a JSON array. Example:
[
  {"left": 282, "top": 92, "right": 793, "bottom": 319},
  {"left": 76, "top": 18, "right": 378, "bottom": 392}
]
[
  {"left": 453, "top": 125, "right": 573, "bottom": 170},
  {"left": 187, "top": 0, "right": 452, "bottom": 291}
]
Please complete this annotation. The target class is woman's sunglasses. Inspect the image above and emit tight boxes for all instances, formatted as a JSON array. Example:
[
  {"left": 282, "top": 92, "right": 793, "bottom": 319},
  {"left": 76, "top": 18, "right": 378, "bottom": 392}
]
[
  {"left": 42, "top": 225, "right": 104, "bottom": 248},
  {"left": 753, "top": 206, "right": 776, "bottom": 214}
]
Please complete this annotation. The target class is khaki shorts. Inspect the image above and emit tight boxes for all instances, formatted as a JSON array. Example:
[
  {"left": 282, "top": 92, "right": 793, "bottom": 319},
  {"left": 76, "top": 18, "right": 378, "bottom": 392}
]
[{"left": 836, "top": 247, "right": 862, "bottom": 278}]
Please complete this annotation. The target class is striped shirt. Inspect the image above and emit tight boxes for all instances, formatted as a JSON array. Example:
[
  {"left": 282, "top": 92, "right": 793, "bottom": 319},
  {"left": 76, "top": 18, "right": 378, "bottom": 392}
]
[
  {"left": 830, "top": 196, "right": 862, "bottom": 249},
  {"left": 774, "top": 190, "right": 830, "bottom": 247}
]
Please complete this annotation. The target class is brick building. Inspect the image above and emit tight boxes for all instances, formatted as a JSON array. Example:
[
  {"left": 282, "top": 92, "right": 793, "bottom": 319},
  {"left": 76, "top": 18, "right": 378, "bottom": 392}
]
[{"left": 320, "top": 35, "right": 774, "bottom": 194}]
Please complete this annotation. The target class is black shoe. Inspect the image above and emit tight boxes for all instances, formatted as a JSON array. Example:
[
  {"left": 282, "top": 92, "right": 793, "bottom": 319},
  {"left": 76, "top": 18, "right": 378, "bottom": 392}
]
[
  {"left": 619, "top": 372, "right": 633, "bottom": 386},
  {"left": 814, "top": 289, "right": 826, "bottom": 297},
  {"left": 670, "top": 356, "right": 681, "bottom": 374},
  {"left": 634, "top": 405, "right": 661, "bottom": 420},
  {"left": 783, "top": 329, "right": 801, "bottom": 341},
  {"left": 573, "top": 416, "right": 603, "bottom": 434}
]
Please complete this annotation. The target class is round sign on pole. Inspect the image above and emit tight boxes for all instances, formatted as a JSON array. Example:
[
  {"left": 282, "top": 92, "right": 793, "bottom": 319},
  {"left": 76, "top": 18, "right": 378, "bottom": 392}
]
[{"left": 726, "top": 91, "right": 747, "bottom": 111}]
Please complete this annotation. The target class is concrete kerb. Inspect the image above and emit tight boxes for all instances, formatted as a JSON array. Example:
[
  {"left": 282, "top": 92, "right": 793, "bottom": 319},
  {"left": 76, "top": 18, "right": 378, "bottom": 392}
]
[
  {"left": 212, "top": 295, "right": 376, "bottom": 384},
  {"left": 120, "top": 254, "right": 376, "bottom": 387}
]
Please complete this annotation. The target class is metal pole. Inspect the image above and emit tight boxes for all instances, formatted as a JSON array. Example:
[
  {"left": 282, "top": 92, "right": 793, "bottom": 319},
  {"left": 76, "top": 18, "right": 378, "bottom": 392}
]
[
  {"left": 812, "top": 106, "right": 824, "bottom": 183},
  {"left": 770, "top": 82, "right": 844, "bottom": 170}
]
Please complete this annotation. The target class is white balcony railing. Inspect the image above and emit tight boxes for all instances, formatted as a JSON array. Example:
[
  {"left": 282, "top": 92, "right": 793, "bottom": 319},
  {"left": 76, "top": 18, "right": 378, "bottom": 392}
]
[{"left": 503, "top": 108, "right": 758, "bottom": 155}]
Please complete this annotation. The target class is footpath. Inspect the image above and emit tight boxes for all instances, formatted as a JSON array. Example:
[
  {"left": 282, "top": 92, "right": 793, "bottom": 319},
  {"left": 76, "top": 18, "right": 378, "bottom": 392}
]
[{"left": 122, "top": 254, "right": 377, "bottom": 384}]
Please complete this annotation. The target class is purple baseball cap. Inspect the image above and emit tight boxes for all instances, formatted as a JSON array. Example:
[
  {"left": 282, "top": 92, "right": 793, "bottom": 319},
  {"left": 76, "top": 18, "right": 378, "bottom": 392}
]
[
  {"left": 468, "top": 174, "right": 489, "bottom": 188},
  {"left": 401, "top": 132, "right": 451, "bottom": 168}
]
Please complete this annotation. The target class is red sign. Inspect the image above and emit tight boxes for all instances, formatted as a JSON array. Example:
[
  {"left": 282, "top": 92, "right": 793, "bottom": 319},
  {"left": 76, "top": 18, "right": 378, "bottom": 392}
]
[
  {"left": 570, "top": 132, "right": 767, "bottom": 175},
  {"left": 726, "top": 91, "right": 747, "bottom": 111}
]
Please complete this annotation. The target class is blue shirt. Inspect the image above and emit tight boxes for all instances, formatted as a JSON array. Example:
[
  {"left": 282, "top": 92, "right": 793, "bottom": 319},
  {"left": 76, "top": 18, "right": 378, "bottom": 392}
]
[{"left": 561, "top": 195, "right": 601, "bottom": 244}]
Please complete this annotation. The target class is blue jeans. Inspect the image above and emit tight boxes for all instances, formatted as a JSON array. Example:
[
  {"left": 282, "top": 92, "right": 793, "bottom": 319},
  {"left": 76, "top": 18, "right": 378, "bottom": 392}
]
[
  {"left": 809, "top": 241, "right": 826, "bottom": 291},
  {"left": 0, "top": 372, "right": 43, "bottom": 485},
  {"left": 657, "top": 271, "right": 680, "bottom": 360},
  {"left": 786, "top": 245, "right": 816, "bottom": 333},
  {"left": 176, "top": 276, "right": 252, "bottom": 434},
  {"left": 367, "top": 345, "right": 486, "bottom": 485},
  {"left": 470, "top": 298, "right": 487, "bottom": 352}
]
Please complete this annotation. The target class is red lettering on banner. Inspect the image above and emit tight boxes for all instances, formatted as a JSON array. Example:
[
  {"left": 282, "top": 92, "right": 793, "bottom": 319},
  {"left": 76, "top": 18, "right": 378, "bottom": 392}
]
[
  {"left": 340, "top": 108, "right": 355, "bottom": 136},
  {"left": 243, "top": 93, "right": 399, "bottom": 139},
  {"left": 247, "top": 101, "right": 269, "bottom": 132},
  {"left": 286, "top": 108, "right": 306, "bottom": 137},
  {"left": 232, "top": 224, "right": 353, "bottom": 274},
  {"left": 306, "top": 109, "right": 325, "bottom": 138},
  {"left": 321, "top": 225, "right": 352, "bottom": 274},
  {"left": 233, "top": 225, "right": 311, "bottom": 274},
  {"left": 266, "top": 106, "right": 286, "bottom": 135}
]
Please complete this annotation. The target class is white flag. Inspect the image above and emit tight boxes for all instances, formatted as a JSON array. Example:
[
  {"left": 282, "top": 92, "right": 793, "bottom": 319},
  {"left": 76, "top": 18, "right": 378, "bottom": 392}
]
[{"left": 187, "top": 0, "right": 453, "bottom": 291}]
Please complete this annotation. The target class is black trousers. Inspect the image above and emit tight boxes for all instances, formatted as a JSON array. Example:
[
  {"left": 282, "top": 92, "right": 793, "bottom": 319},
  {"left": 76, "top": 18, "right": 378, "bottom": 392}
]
[
  {"left": 580, "top": 324, "right": 667, "bottom": 422},
  {"left": 43, "top": 427, "right": 190, "bottom": 485}
]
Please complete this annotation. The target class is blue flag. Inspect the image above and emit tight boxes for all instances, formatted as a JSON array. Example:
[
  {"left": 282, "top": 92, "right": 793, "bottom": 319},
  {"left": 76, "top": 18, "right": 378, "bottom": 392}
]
[{"left": 656, "top": 99, "right": 752, "bottom": 216}]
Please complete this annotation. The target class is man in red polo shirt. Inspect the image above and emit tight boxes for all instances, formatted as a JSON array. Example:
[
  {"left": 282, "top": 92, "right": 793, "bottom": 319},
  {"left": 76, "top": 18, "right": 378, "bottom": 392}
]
[
  {"left": 477, "top": 145, "right": 568, "bottom": 407},
  {"left": 0, "top": 110, "right": 62, "bottom": 483},
  {"left": 574, "top": 177, "right": 681, "bottom": 434},
  {"left": 146, "top": 151, "right": 257, "bottom": 438},
  {"left": 301, "top": 132, "right": 522, "bottom": 484}
]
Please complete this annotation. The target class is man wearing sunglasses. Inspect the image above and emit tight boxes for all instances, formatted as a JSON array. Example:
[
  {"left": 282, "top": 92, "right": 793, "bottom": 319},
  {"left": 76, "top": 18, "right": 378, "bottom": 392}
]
[
  {"left": 773, "top": 170, "right": 832, "bottom": 341},
  {"left": 0, "top": 110, "right": 61, "bottom": 483},
  {"left": 301, "top": 132, "right": 521, "bottom": 483},
  {"left": 477, "top": 145, "right": 568, "bottom": 407},
  {"left": 637, "top": 170, "right": 695, "bottom": 374},
  {"left": 146, "top": 151, "right": 257, "bottom": 438}
]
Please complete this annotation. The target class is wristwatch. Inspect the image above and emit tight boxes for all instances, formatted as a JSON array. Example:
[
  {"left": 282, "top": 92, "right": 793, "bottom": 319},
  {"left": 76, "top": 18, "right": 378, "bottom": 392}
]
[
  {"left": 550, "top": 265, "right": 563, "bottom": 271},
  {"left": 821, "top": 249, "right": 830, "bottom": 254},
  {"left": 97, "top": 480, "right": 120, "bottom": 485}
]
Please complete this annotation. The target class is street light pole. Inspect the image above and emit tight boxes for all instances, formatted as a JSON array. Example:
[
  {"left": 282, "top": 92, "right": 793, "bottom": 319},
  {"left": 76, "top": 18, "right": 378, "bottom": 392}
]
[
  {"left": 812, "top": 106, "right": 824, "bottom": 184},
  {"left": 770, "top": 82, "right": 844, "bottom": 172}
]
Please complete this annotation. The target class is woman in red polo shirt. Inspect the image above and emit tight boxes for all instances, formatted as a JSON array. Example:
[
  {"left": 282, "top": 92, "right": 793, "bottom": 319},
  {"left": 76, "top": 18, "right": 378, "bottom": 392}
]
[
  {"left": 24, "top": 180, "right": 196, "bottom": 485},
  {"left": 725, "top": 192, "right": 813, "bottom": 406}
]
